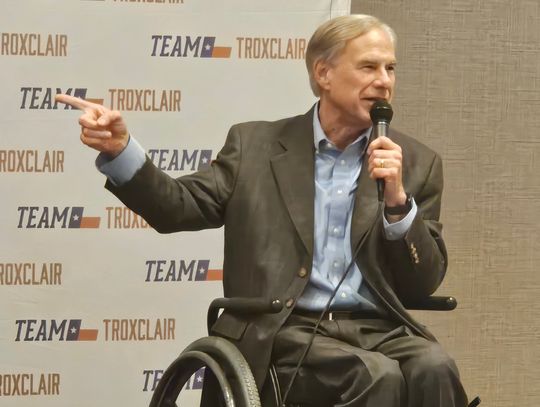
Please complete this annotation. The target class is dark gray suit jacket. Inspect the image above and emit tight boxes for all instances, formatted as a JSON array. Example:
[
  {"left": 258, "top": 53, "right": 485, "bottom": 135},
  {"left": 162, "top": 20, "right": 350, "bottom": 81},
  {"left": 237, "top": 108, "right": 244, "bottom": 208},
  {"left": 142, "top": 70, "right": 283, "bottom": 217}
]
[{"left": 107, "top": 106, "right": 447, "bottom": 390}]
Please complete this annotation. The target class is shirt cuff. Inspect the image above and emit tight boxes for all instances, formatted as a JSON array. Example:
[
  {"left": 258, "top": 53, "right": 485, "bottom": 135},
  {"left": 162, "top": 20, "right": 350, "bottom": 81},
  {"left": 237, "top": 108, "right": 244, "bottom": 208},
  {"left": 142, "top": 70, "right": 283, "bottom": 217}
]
[
  {"left": 383, "top": 198, "right": 418, "bottom": 240},
  {"left": 96, "top": 136, "right": 146, "bottom": 186}
]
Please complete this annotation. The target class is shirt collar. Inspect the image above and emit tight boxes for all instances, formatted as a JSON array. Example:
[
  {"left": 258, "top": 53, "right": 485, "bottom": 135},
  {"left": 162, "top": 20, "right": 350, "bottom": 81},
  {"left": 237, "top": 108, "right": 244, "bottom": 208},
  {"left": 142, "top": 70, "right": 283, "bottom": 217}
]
[{"left": 312, "top": 102, "right": 371, "bottom": 152}]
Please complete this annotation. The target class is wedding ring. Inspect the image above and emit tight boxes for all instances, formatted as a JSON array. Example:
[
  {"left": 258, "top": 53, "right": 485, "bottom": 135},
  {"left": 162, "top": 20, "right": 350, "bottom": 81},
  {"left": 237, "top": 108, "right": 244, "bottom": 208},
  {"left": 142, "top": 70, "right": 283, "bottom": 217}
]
[{"left": 379, "top": 159, "right": 385, "bottom": 168}]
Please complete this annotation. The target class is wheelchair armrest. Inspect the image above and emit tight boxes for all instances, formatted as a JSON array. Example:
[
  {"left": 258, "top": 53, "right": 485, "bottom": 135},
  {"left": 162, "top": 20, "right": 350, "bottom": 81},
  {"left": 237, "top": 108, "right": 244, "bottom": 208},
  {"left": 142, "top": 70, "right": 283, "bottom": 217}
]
[
  {"left": 207, "top": 296, "right": 457, "bottom": 332},
  {"left": 402, "top": 296, "right": 457, "bottom": 311},
  {"left": 207, "top": 297, "right": 284, "bottom": 333}
]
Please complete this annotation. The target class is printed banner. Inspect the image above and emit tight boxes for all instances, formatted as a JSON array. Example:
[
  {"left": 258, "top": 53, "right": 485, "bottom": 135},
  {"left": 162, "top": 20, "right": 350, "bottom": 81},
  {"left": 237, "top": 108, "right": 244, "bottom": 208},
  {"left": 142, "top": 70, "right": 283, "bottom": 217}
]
[{"left": 0, "top": 1, "right": 350, "bottom": 406}]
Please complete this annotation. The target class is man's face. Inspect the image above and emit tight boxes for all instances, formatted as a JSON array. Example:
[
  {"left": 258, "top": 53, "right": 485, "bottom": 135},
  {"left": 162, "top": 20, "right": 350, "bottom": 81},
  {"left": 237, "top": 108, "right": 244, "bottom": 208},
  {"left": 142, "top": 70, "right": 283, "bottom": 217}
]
[{"left": 317, "top": 28, "right": 396, "bottom": 129}]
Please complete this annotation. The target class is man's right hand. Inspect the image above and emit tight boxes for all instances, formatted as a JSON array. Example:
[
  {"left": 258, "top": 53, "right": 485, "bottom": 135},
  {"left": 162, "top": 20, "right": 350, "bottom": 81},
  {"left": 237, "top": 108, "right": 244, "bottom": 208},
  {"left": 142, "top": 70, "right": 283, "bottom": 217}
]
[{"left": 55, "top": 94, "right": 129, "bottom": 158}]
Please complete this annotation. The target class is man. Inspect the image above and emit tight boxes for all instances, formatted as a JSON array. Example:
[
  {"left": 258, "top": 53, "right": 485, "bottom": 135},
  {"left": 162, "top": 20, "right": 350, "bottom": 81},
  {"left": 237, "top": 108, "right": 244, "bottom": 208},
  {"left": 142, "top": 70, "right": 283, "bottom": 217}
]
[{"left": 57, "top": 14, "right": 467, "bottom": 407}]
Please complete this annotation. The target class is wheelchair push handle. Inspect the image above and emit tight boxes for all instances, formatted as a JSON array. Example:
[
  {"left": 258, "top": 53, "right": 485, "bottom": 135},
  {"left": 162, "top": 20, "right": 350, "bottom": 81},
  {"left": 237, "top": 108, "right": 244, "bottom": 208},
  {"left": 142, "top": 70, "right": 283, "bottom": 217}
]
[
  {"left": 402, "top": 296, "right": 457, "bottom": 311},
  {"left": 207, "top": 297, "right": 284, "bottom": 333}
]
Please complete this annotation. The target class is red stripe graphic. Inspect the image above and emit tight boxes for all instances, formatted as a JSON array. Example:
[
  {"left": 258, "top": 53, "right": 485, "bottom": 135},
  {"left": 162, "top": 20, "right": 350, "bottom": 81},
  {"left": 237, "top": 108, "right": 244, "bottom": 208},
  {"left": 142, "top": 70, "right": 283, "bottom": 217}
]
[
  {"left": 206, "top": 269, "right": 223, "bottom": 281},
  {"left": 80, "top": 217, "right": 100, "bottom": 228},
  {"left": 212, "top": 47, "right": 232, "bottom": 58},
  {"left": 85, "top": 98, "right": 104, "bottom": 105},
  {"left": 78, "top": 329, "right": 98, "bottom": 341}
]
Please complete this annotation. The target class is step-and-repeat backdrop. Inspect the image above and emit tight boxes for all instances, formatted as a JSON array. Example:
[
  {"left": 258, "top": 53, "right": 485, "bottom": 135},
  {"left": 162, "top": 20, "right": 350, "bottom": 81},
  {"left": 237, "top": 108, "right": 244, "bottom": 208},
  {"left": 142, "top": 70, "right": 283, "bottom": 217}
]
[{"left": 0, "top": 1, "right": 350, "bottom": 406}]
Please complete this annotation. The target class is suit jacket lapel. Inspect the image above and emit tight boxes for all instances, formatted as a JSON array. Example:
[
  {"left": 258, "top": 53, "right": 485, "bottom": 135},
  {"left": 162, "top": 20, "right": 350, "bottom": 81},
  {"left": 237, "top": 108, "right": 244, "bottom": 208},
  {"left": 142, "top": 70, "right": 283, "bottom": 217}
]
[
  {"left": 270, "top": 108, "right": 315, "bottom": 258},
  {"left": 269, "top": 108, "right": 380, "bottom": 258}
]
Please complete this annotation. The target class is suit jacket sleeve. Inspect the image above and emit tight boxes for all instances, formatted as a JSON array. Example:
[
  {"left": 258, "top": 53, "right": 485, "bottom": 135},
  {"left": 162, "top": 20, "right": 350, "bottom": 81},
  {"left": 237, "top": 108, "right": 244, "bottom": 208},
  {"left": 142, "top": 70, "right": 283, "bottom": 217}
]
[
  {"left": 104, "top": 125, "right": 242, "bottom": 233},
  {"left": 383, "top": 151, "right": 448, "bottom": 302}
]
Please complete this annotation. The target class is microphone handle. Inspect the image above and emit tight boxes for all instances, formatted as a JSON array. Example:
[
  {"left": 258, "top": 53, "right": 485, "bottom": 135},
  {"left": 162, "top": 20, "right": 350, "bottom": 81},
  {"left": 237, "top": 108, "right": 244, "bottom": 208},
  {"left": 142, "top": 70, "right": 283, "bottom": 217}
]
[
  {"left": 374, "top": 121, "right": 388, "bottom": 202},
  {"left": 377, "top": 179, "right": 384, "bottom": 202}
]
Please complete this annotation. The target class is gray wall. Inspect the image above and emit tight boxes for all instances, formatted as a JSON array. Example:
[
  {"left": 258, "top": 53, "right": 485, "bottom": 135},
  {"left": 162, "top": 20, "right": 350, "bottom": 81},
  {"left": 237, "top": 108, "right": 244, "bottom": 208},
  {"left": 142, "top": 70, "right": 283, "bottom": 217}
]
[{"left": 351, "top": 1, "right": 540, "bottom": 405}]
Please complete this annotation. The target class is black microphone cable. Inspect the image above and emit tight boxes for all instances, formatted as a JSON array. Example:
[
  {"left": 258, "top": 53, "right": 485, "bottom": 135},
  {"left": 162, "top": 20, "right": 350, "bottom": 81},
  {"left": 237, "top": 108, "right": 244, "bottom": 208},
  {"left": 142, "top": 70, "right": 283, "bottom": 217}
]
[
  {"left": 281, "top": 109, "right": 391, "bottom": 405},
  {"left": 280, "top": 202, "right": 384, "bottom": 406}
]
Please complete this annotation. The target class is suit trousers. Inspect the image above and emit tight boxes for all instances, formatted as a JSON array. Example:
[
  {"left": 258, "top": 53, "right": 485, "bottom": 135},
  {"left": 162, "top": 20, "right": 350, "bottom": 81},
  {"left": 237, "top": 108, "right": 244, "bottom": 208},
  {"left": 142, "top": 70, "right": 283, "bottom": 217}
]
[{"left": 272, "top": 313, "right": 468, "bottom": 407}]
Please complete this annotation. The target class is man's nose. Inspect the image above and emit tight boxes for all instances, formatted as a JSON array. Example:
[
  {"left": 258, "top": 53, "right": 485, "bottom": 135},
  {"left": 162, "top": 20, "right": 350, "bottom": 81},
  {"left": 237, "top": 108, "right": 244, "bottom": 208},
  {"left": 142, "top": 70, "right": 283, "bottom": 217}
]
[{"left": 374, "top": 68, "right": 393, "bottom": 88}]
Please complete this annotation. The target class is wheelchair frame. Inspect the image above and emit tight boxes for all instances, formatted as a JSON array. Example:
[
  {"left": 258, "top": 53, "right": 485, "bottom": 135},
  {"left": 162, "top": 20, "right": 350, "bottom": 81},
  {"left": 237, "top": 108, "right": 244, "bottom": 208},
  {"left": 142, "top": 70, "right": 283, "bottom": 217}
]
[{"left": 149, "top": 296, "right": 480, "bottom": 407}]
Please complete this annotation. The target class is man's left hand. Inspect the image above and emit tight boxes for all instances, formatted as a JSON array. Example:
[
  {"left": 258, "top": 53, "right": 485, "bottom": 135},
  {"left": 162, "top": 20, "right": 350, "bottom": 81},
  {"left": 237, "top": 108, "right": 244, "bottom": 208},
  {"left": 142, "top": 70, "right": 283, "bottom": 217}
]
[{"left": 367, "top": 136, "right": 407, "bottom": 208}]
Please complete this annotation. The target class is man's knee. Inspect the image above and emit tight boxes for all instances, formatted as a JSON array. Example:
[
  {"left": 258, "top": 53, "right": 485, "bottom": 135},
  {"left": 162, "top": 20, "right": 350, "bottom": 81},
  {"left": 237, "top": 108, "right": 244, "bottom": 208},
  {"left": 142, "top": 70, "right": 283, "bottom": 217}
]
[
  {"left": 321, "top": 353, "right": 405, "bottom": 406},
  {"left": 407, "top": 342, "right": 459, "bottom": 381},
  {"left": 365, "top": 352, "right": 405, "bottom": 389},
  {"left": 401, "top": 341, "right": 468, "bottom": 405}
]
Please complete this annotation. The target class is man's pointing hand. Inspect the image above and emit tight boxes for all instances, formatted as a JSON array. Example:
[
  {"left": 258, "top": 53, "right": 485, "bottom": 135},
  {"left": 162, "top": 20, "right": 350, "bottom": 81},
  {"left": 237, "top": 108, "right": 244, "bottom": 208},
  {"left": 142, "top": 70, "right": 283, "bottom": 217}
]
[{"left": 55, "top": 94, "right": 129, "bottom": 157}]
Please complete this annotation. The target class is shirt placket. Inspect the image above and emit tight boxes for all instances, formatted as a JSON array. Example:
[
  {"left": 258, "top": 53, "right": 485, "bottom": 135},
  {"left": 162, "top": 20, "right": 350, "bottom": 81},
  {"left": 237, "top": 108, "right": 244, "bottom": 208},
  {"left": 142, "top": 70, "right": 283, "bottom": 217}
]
[{"left": 327, "top": 146, "right": 361, "bottom": 307}]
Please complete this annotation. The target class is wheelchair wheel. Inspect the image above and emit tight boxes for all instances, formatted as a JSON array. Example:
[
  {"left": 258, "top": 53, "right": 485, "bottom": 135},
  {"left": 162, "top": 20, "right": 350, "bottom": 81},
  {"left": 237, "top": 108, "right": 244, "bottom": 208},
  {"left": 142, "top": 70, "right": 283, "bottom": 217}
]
[{"left": 150, "top": 336, "right": 261, "bottom": 407}]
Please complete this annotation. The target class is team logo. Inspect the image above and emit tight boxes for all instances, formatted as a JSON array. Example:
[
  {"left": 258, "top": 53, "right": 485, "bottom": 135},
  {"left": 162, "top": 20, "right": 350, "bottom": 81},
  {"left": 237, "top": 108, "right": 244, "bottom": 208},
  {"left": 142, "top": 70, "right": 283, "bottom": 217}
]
[
  {"left": 19, "top": 87, "right": 88, "bottom": 110},
  {"left": 150, "top": 34, "right": 306, "bottom": 60},
  {"left": 15, "top": 319, "right": 98, "bottom": 341},
  {"left": 19, "top": 86, "right": 180, "bottom": 112},
  {"left": 16, "top": 207, "right": 100, "bottom": 229},
  {"left": 17, "top": 206, "right": 222, "bottom": 230},
  {"left": 145, "top": 259, "right": 223, "bottom": 282},
  {"left": 148, "top": 148, "right": 212, "bottom": 172},
  {"left": 151, "top": 35, "right": 231, "bottom": 58},
  {"left": 142, "top": 368, "right": 204, "bottom": 392},
  {"left": 15, "top": 318, "right": 175, "bottom": 342}
]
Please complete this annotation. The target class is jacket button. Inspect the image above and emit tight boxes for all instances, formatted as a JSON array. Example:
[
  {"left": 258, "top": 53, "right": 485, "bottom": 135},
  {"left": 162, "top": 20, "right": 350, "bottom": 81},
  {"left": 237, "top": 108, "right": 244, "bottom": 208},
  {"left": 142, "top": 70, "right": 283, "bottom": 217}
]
[
  {"left": 298, "top": 267, "right": 307, "bottom": 278},
  {"left": 285, "top": 298, "right": 295, "bottom": 308},
  {"left": 271, "top": 299, "right": 283, "bottom": 312}
]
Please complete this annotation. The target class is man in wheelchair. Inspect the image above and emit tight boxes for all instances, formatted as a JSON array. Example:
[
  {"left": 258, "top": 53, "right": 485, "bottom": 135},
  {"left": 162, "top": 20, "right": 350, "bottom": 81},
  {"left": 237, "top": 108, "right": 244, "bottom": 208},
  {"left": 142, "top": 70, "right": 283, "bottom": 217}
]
[{"left": 57, "top": 14, "right": 469, "bottom": 407}]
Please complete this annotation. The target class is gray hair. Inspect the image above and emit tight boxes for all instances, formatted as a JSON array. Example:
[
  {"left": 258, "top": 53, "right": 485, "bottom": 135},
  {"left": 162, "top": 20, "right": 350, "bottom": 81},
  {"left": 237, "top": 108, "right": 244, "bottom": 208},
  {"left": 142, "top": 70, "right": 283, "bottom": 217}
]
[{"left": 305, "top": 14, "right": 397, "bottom": 96}]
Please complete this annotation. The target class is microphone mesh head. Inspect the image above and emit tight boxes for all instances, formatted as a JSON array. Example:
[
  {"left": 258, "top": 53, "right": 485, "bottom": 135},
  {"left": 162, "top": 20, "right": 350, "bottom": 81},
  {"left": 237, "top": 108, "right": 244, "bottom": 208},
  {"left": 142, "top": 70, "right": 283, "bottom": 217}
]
[{"left": 369, "top": 100, "right": 393, "bottom": 124}]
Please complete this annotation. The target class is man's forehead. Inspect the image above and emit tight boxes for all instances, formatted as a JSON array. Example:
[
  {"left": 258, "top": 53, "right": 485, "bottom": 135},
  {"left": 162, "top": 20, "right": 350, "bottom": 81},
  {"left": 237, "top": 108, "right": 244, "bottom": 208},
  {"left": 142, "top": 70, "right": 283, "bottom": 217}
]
[
  {"left": 344, "top": 32, "right": 395, "bottom": 58},
  {"left": 344, "top": 27, "right": 392, "bottom": 45},
  {"left": 354, "top": 52, "right": 397, "bottom": 63}
]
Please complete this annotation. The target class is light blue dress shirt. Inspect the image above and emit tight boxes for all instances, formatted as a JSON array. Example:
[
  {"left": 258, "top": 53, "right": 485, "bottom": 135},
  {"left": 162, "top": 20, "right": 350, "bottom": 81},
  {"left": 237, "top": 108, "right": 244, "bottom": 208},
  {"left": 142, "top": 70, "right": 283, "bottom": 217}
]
[
  {"left": 97, "top": 108, "right": 417, "bottom": 312},
  {"left": 295, "top": 107, "right": 417, "bottom": 311}
]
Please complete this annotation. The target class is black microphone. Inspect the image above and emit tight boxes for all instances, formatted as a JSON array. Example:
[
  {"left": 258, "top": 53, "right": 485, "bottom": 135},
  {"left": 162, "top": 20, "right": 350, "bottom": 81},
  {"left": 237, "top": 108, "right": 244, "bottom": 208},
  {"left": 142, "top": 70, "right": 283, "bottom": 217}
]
[{"left": 369, "top": 100, "right": 393, "bottom": 202}]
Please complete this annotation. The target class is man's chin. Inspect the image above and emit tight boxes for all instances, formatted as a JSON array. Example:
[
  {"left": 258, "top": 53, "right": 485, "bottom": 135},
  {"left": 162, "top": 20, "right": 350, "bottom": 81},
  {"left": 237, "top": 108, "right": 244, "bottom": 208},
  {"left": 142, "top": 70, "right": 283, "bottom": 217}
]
[
  {"left": 347, "top": 112, "right": 372, "bottom": 130},
  {"left": 354, "top": 107, "right": 372, "bottom": 127}
]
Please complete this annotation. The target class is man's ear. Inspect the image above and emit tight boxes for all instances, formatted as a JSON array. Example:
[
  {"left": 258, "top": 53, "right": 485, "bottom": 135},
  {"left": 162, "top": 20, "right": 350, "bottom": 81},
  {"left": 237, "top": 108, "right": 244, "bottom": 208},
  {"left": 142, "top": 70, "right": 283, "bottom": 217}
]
[{"left": 314, "top": 60, "right": 332, "bottom": 92}]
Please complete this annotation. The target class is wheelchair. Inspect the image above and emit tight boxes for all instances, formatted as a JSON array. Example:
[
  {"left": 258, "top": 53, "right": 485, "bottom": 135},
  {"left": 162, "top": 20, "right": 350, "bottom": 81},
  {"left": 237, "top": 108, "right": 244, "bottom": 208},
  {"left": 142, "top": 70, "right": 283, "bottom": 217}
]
[{"left": 149, "top": 296, "right": 481, "bottom": 407}]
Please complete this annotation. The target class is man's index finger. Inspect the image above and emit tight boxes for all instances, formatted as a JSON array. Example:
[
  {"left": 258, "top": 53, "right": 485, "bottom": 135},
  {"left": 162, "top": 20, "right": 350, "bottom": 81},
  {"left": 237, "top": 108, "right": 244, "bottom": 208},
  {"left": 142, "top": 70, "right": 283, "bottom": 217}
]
[{"left": 55, "top": 94, "right": 95, "bottom": 111}]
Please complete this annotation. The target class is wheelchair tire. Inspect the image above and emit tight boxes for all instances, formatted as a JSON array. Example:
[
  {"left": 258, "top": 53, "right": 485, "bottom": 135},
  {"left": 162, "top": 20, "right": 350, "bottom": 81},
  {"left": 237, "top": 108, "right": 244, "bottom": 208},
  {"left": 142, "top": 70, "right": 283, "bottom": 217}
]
[
  {"left": 184, "top": 337, "right": 261, "bottom": 407},
  {"left": 150, "top": 349, "right": 235, "bottom": 407},
  {"left": 150, "top": 336, "right": 261, "bottom": 407}
]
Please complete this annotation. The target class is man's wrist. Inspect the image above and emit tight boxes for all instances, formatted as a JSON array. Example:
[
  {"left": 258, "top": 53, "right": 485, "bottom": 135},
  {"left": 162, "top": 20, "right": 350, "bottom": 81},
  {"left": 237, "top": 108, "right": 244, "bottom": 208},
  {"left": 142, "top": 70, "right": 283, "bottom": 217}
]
[
  {"left": 96, "top": 135, "right": 145, "bottom": 186},
  {"left": 104, "top": 134, "right": 130, "bottom": 159},
  {"left": 383, "top": 197, "right": 417, "bottom": 238},
  {"left": 385, "top": 192, "right": 413, "bottom": 216}
]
